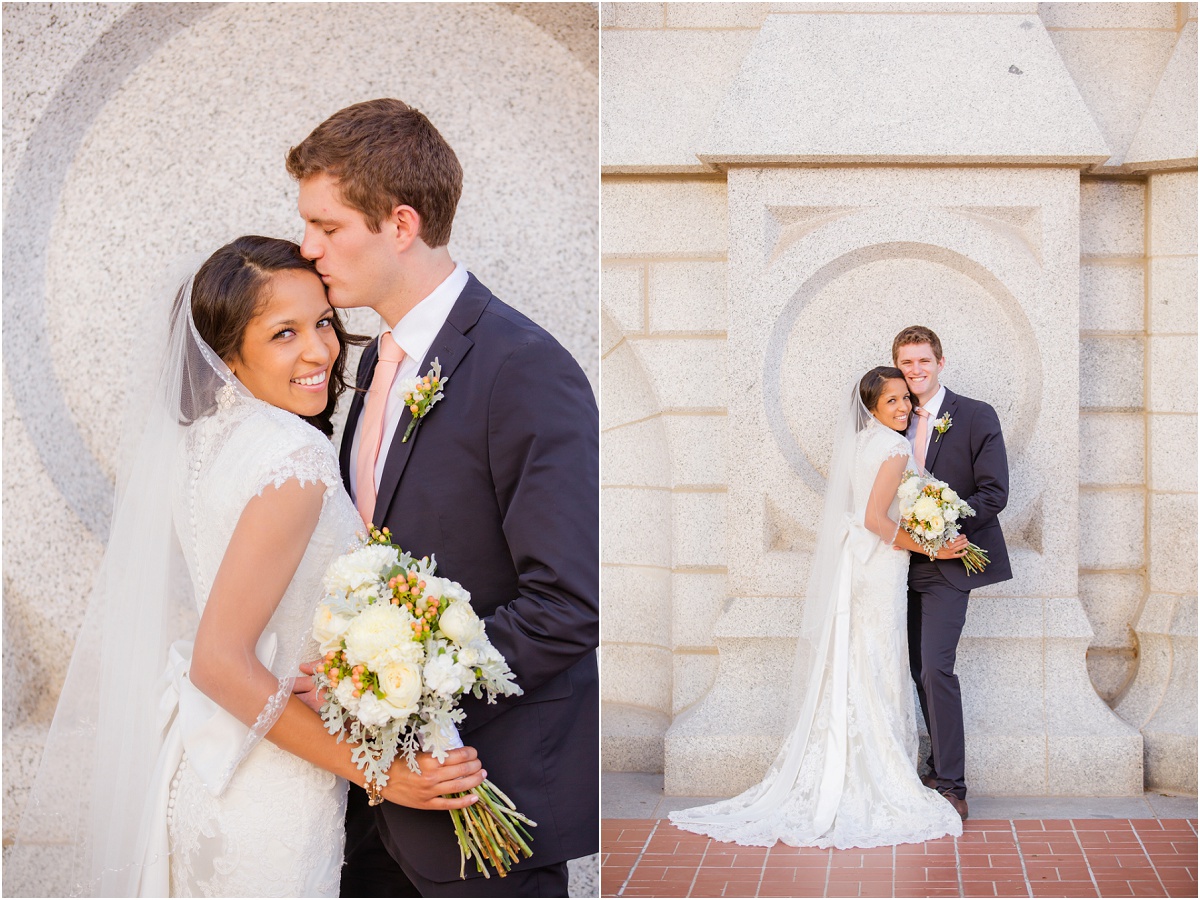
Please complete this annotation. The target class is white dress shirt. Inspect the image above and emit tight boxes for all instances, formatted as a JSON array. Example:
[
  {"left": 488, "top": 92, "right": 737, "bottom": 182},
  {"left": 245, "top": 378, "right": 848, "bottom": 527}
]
[
  {"left": 906, "top": 383, "right": 946, "bottom": 463},
  {"left": 348, "top": 262, "right": 470, "bottom": 502}
]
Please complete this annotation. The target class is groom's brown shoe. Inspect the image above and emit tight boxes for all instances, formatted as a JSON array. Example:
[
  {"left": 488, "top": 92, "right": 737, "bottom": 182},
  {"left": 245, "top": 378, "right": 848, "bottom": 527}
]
[
  {"left": 940, "top": 789, "right": 968, "bottom": 820},
  {"left": 920, "top": 773, "right": 938, "bottom": 790}
]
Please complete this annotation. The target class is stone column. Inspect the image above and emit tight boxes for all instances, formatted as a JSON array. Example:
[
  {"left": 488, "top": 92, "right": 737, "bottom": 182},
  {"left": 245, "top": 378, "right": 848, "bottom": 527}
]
[
  {"left": 1114, "top": 19, "right": 1199, "bottom": 792},
  {"left": 662, "top": 11, "right": 1143, "bottom": 797}
]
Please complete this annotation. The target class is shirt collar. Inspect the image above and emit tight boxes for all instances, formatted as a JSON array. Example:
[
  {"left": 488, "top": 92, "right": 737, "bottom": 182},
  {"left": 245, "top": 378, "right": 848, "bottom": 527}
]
[
  {"left": 920, "top": 384, "right": 947, "bottom": 421},
  {"left": 383, "top": 262, "right": 469, "bottom": 363}
]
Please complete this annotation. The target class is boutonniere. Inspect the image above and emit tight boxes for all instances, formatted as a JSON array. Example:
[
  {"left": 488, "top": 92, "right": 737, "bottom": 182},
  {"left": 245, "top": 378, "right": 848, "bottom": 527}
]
[
  {"left": 933, "top": 412, "right": 952, "bottom": 442},
  {"left": 395, "top": 359, "right": 447, "bottom": 443}
]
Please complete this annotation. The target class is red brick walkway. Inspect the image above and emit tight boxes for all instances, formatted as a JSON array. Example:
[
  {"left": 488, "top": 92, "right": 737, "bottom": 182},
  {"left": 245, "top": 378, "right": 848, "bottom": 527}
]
[{"left": 602, "top": 818, "right": 1198, "bottom": 898}]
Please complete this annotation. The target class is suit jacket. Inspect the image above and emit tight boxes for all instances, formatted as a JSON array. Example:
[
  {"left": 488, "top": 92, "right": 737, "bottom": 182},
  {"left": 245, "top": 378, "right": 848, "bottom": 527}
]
[
  {"left": 340, "top": 274, "right": 599, "bottom": 883},
  {"left": 909, "top": 388, "right": 1012, "bottom": 592}
]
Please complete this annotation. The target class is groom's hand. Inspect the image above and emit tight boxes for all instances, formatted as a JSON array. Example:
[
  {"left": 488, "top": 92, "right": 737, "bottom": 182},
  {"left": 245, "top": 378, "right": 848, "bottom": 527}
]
[
  {"left": 381, "top": 747, "right": 487, "bottom": 810},
  {"left": 293, "top": 660, "right": 325, "bottom": 714}
]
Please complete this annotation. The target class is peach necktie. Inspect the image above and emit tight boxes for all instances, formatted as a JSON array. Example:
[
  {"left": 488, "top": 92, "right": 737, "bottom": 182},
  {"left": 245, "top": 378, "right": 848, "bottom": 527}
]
[
  {"left": 913, "top": 407, "right": 930, "bottom": 471},
  {"left": 355, "top": 332, "right": 405, "bottom": 526}
]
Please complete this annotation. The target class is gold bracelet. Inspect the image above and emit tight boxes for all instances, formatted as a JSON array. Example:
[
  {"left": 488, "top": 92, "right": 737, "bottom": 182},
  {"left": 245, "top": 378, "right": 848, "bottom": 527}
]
[{"left": 365, "top": 777, "right": 384, "bottom": 806}]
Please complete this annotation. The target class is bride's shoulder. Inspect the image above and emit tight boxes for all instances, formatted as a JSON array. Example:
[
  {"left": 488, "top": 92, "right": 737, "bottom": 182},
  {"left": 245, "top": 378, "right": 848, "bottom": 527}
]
[
  {"left": 860, "top": 422, "right": 911, "bottom": 461},
  {"left": 214, "top": 399, "right": 339, "bottom": 491}
]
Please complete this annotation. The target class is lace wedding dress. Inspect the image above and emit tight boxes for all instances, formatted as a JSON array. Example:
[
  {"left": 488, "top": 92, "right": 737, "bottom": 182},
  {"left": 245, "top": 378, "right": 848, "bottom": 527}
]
[
  {"left": 159, "top": 391, "right": 362, "bottom": 896},
  {"left": 670, "top": 420, "right": 963, "bottom": 849}
]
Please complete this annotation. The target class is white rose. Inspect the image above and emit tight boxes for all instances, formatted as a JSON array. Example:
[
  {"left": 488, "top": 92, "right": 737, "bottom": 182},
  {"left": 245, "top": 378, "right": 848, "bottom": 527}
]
[
  {"left": 940, "top": 487, "right": 959, "bottom": 504},
  {"left": 377, "top": 661, "right": 423, "bottom": 717},
  {"left": 344, "top": 604, "right": 411, "bottom": 669},
  {"left": 334, "top": 677, "right": 359, "bottom": 711},
  {"left": 912, "top": 496, "right": 939, "bottom": 520},
  {"left": 312, "top": 603, "right": 354, "bottom": 653},
  {"left": 423, "top": 652, "right": 474, "bottom": 698},
  {"left": 323, "top": 544, "right": 399, "bottom": 597},
  {"left": 438, "top": 600, "right": 486, "bottom": 646},
  {"left": 928, "top": 514, "right": 945, "bottom": 535},
  {"left": 353, "top": 691, "right": 394, "bottom": 728}
]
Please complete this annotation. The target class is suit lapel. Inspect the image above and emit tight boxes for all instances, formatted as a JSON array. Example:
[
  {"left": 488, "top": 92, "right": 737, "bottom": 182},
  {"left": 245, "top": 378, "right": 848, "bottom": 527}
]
[
  {"left": 372, "top": 274, "right": 491, "bottom": 524},
  {"left": 923, "top": 388, "right": 957, "bottom": 474},
  {"left": 340, "top": 338, "right": 378, "bottom": 492}
]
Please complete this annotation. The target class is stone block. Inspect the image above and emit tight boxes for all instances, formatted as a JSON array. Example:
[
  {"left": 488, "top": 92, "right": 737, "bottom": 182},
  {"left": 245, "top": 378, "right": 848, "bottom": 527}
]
[
  {"left": 1086, "top": 647, "right": 1136, "bottom": 700},
  {"left": 1148, "top": 170, "right": 1199, "bottom": 256},
  {"left": 601, "top": 29, "right": 757, "bottom": 171},
  {"left": 601, "top": 564, "right": 672, "bottom": 646},
  {"left": 602, "top": 487, "right": 672, "bottom": 568},
  {"left": 672, "top": 491, "right": 727, "bottom": 567},
  {"left": 628, "top": 337, "right": 728, "bottom": 411},
  {"left": 601, "top": 180, "right": 730, "bottom": 255},
  {"left": 1080, "top": 181, "right": 1145, "bottom": 257},
  {"left": 1, "top": 843, "right": 78, "bottom": 898},
  {"left": 648, "top": 260, "right": 728, "bottom": 334},
  {"left": 601, "top": 643, "right": 673, "bottom": 713},
  {"left": 600, "top": 341, "right": 664, "bottom": 431},
  {"left": 1078, "top": 489, "right": 1144, "bottom": 570},
  {"left": 1148, "top": 334, "right": 1198, "bottom": 413},
  {"left": 602, "top": 263, "right": 645, "bottom": 337},
  {"left": 1126, "top": 23, "right": 1198, "bottom": 171},
  {"left": 1149, "top": 493, "right": 1199, "bottom": 594},
  {"left": 1079, "top": 572, "right": 1144, "bottom": 648},
  {"left": 662, "top": 413, "right": 727, "bottom": 488},
  {"left": 666, "top": 3, "right": 770, "bottom": 27},
  {"left": 1079, "top": 413, "right": 1144, "bottom": 486},
  {"left": 605, "top": 2, "right": 664, "bottom": 28},
  {"left": 672, "top": 652, "right": 719, "bottom": 715},
  {"left": 1038, "top": 2, "right": 1178, "bottom": 29},
  {"left": 1047, "top": 735, "right": 1143, "bottom": 795},
  {"left": 601, "top": 702, "right": 669, "bottom": 773},
  {"left": 1080, "top": 262, "right": 1144, "bottom": 333},
  {"left": 670, "top": 571, "right": 729, "bottom": 648},
  {"left": 769, "top": 2, "right": 1038, "bottom": 10},
  {"left": 966, "top": 733, "right": 1048, "bottom": 795},
  {"left": 1190, "top": 3, "right": 1198, "bottom": 22},
  {"left": 1044, "top": 27, "right": 1179, "bottom": 168},
  {"left": 1148, "top": 256, "right": 1198, "bottom": 335},
  {"left": 602, "top": 417, "right": 672, "bottom": 489},
  {"left": 1079, "top": 336, "right": 1144, "bottom": 409},
  {"left": 697, "top": 13, "right": 1109, "bottom": 165},
  {"left": 1149, "top": 414, "right": 1198, "bottom": 492}
]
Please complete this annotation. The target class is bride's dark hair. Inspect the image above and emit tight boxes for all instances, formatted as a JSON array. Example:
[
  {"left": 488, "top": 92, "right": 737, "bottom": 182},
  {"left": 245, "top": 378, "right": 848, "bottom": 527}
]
[
  {"left": 858, "top": 366, "right": 908, "bottom": 417},
  {"left": 177, "top": 235, "right": 369, "bottom": 436}
]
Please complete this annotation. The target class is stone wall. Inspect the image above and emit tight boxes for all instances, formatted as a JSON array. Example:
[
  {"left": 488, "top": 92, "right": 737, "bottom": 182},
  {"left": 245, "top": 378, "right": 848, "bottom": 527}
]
[
  {"left": 601, "top": 2, "right": 1197, "bottom": 796},
  {"left": 2, "top": 0, "right": 598, "bottom": 869}
]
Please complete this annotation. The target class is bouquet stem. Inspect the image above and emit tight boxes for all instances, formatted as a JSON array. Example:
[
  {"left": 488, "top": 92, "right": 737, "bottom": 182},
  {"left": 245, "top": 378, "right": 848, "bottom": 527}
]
[
  {"left": 449, "top": 779, "right": 536, "bottom": 879},
  {"left": 963, "top": 543, "right": 990, "bottom": 576}
]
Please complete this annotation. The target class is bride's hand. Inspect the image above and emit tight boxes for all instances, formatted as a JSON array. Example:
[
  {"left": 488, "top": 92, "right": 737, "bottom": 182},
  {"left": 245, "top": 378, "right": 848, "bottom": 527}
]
[
  {"left": 377, "top": 747, "right": 486, "bottom": 810},
  {"left": 293, "top": 660, "right": 325, "bottom": 714},
  {"left": 934, "top": 535, "right": 969, "bottom": 559}
]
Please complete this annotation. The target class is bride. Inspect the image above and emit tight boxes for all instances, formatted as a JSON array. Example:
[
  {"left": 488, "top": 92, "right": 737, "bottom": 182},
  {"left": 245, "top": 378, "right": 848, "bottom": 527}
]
[
  {"left": 12, "top": 236, "right": 485, "bottom": 897},
  {"left": 671, "top": 367, "right": 967, "bottom": 849}
]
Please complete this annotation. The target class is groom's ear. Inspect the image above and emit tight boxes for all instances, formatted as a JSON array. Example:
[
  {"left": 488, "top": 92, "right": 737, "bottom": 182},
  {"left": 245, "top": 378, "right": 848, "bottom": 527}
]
[{"left": 390, "top": 204, "right": 424, "bottom": 253}]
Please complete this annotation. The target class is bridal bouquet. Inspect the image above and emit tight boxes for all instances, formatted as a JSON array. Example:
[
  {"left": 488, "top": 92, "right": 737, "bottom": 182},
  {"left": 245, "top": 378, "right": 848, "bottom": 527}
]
[
  {"left": 312, "top": 526, "right": 534, "bottom": 878},
  {"left": 897, "top": 472, "right": 990, "bottom": 575}
]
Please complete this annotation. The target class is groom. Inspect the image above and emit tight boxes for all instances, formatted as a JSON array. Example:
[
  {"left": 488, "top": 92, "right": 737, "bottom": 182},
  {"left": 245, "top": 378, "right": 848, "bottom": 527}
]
[
  {"left": 287, "top": 99, "right": 599, "bottom": 896},
  {"left": 892, "top": 326, "right": 1011, "bottom": 822}
]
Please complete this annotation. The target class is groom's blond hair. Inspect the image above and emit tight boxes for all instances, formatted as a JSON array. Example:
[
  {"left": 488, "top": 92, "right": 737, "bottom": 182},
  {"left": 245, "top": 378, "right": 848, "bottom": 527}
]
[{"left": 286, "top": 98, "right": 462, "bottom": 248}]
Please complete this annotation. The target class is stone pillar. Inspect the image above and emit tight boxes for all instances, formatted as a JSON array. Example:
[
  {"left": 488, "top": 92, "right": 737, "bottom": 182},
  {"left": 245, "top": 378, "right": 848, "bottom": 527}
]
[
  {"left": 1111, "top": 18, "right": 1198, "bottom": 795},
  {"left": 658, "top": 11, "right": 1144, "bottom": 797}
]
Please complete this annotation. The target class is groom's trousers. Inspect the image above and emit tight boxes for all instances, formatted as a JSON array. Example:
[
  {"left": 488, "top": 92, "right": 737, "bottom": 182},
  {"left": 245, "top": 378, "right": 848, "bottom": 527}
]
[{"left": 907, "top": 561, "right": 969, "bottom": 800}]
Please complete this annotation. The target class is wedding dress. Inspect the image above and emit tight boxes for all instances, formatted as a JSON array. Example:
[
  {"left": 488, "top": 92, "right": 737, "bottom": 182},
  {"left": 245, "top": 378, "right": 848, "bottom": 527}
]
[
  {"left": 162, "top": 388, "right": 362, "bottom": 896},
  {"left": 670, "top": 386, "right": 963, "bottom": 849},
  {"left": 9, "top": 273, "right": 361, "bottom": 897}
]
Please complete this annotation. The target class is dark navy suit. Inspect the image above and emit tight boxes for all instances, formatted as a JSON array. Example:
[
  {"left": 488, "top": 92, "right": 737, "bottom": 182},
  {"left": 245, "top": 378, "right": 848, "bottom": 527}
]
[
  {"left": 339, "top": 274, "right": 598, "bottom": 896},
  {"left": 907, "top": 388, "right": 1011, "bottom": 800}
]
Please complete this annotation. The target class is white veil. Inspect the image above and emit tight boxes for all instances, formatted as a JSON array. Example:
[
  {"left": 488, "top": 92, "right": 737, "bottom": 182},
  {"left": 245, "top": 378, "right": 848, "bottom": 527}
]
[{"left": 7, "top": 272, "right": 252, "bottom": 896}]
